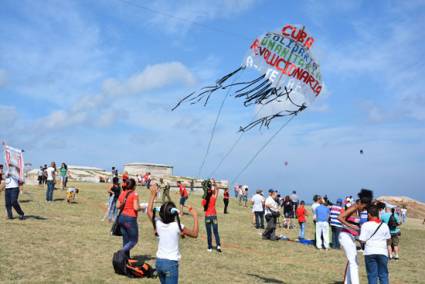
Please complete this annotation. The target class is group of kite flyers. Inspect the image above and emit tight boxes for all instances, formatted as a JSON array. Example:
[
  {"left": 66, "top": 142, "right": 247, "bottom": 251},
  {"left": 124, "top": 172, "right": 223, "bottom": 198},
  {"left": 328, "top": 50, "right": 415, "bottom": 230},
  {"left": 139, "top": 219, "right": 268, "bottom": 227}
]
[
  {"left": 1, "top": 163, "right": 405, "bottom": 284},
  {"left": 106, "top": 174, "right": 225, "bottom": 283}
]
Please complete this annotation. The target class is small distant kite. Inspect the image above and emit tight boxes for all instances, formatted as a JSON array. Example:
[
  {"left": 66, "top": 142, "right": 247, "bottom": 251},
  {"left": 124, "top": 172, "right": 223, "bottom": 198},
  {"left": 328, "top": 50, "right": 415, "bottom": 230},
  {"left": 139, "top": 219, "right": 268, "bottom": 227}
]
[
  {"left": 360, "top": 149, "right": 364, "bottom": 155},
  {"left": 172, "top": 24, "right": 323, "bottom": 132},
  {"left": 284, "top": 161, "right": 288, "bottom": 166}
]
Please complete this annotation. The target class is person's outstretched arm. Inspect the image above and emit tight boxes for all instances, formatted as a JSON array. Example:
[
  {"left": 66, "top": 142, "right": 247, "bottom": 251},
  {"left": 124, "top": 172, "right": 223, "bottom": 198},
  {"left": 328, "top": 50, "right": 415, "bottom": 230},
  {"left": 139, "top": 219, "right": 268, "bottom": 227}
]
[{"left": 182, "top": 207, "right": 199, "bottom": 238}]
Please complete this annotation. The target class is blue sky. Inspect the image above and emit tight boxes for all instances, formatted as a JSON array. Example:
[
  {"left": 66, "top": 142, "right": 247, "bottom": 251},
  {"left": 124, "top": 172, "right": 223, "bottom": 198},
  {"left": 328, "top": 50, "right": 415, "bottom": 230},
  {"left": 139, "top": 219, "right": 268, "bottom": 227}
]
[{"left": 1, "top": 0, "right": 424, "bottom": 202}]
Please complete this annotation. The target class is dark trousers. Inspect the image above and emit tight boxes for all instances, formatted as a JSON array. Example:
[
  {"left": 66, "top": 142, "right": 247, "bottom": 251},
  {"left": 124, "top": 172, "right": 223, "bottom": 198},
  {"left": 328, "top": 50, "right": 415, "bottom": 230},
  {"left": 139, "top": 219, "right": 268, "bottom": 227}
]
[
  {"left": 119, "top": 215, "right": 138, "bottom": 257},
  {"left": 205, "top": 216, "right": 221, "bottom": 249},
  {"left": 223, "top": 199, "right": 229, "bottom": 213},
  {"left": 254, "top": 211, "right": 265, "bottom": 228},
  {"left": 263, "top": 214, "right": 277, "bottom": 240},
  {"left": 331, "top": 226, "right": 342, "bottom": 249},
  {"left": 5, "top": 187, "right": 24, "bottom": 219},
  {"left": 365, "top": 255, "right": 389, "bottom": 284}
]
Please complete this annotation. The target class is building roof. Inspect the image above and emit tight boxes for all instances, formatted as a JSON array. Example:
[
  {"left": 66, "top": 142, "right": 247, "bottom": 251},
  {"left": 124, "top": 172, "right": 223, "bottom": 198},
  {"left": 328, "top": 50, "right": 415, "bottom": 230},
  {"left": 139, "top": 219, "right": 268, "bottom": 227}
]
[{"left": 124, "top": 162, "right": 173, "bottom": 168}]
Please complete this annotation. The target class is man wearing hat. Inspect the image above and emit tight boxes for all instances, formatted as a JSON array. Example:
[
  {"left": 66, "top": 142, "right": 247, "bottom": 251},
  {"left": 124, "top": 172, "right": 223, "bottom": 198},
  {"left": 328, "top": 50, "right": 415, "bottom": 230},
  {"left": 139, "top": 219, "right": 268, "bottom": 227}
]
[{"left": 330, "top": 198, "right": 344, "bottom": 249}]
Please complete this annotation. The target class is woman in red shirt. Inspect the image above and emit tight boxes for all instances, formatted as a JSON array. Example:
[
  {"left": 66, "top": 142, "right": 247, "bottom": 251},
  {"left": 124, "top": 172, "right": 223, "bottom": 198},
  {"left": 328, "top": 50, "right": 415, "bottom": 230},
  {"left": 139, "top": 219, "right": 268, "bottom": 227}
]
[
  {"left": 116, "top": 178, "right": 142, "bottom": 258},
  {"left": 296, "top": 200, "right": 308, "bottom": 240},
  {"left": 201, "top": 182, "right": 222, "bottom": 252},
  {"left": 223, "top": 188, "right": 230, "bottom": 214}
]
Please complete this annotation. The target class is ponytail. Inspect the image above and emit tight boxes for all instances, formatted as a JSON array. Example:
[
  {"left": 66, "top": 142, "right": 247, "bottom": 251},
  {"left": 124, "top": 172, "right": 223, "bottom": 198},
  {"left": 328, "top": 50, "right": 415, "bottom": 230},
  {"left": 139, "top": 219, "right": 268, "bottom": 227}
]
[
  {"left": 203, "top": 190, "right": 213, "bottom": 212},
  {"left": 153, "top": 202, "right": 184, "bottom": 238}
]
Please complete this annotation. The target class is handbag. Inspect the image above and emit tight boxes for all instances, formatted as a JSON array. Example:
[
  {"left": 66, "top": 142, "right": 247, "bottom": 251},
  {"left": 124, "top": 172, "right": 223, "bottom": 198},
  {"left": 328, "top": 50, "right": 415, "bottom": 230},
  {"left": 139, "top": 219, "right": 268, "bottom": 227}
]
[{"left": 111, "top": 191, "right": 132, "bottom": 236}]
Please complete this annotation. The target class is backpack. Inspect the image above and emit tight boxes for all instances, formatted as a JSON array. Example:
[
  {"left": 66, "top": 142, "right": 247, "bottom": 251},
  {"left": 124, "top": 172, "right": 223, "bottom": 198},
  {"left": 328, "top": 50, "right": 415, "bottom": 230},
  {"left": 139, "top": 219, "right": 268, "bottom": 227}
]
[
  {"left": 388, "top": 214, "right": 398, "bottom": 231},
  {"left": 112, "top": 250, "right": 156, "bottom": 278},
  {"left": 112, "top": 250, "right": 128, "bottom": 275}
]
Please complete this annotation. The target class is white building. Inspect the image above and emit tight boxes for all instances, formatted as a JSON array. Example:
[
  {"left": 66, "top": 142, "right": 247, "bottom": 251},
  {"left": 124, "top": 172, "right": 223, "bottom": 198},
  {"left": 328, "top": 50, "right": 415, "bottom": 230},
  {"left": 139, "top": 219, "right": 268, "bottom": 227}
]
[{"left": 123, "top": 162, "right": 173, "bottom": 177}]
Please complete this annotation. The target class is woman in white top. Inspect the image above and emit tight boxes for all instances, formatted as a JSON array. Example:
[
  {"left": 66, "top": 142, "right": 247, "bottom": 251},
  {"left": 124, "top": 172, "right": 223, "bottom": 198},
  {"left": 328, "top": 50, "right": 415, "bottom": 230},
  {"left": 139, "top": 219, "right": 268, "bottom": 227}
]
[{"left": 147, "top": 183, "right": 198, "bottom": 284}]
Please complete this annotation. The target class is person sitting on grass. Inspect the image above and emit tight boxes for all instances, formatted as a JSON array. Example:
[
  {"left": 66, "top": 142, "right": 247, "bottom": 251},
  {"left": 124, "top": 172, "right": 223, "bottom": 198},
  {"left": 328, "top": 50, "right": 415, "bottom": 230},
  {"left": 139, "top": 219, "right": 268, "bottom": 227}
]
[
  {"left": 202, "top": 182, "right": 222, "bottom": 252},
  {"left": 147, "top": 183, "right": 198, "bottom": 284},
  {"left": 359, "top": 204, "right": 391, "bottom": 284}
]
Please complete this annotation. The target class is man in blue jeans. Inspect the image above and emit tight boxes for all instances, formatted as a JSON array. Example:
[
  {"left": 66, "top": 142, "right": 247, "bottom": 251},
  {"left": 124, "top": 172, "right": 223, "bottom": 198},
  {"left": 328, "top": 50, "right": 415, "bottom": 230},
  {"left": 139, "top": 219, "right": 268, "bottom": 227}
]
[
  {"left": 359, "top": 205, "right": 391, "bottom": 284},
  {"left": 4, "top": 175, "right": 25, "bottom": 220}
]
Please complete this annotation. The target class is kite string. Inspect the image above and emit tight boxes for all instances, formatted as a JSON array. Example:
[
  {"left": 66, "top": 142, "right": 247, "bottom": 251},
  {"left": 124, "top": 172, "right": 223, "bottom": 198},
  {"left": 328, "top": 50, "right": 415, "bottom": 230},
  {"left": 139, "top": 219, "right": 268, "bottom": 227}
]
[
  {"left": 197, "top": 74, "right": 241, "bottom": 178},
  {"left": 208, "top": 104, "right": 267, "bottom": 177},
  {"left": 230, "top": 115, "right": 297, "bottom": 185}
]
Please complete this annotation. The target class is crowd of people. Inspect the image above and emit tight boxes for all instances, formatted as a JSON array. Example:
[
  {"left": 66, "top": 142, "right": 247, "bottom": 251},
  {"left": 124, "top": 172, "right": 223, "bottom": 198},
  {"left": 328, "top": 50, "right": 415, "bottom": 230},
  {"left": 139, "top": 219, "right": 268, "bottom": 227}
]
[
  {"left": 234, "top": 186, "right": 404, "bottom": 284},
  {"left": 0, "top": 163, "right": 414, "bottom": 284}
]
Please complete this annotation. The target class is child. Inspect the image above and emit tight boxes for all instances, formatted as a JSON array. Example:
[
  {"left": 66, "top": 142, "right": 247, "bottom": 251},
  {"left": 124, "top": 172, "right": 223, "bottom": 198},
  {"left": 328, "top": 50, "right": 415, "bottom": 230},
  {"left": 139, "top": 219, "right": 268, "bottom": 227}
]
[
  {"left": 147, "top": 183, "right": 198, "bottom": 284},
  {"left": 359, "top": 204, "right": 391, "bottom": 284},
  {"left": 66, "top": 187, "right": 79, "bottom": 203},
  {"left": 296, "top": 201, "right": 307, "bottom": 240}
]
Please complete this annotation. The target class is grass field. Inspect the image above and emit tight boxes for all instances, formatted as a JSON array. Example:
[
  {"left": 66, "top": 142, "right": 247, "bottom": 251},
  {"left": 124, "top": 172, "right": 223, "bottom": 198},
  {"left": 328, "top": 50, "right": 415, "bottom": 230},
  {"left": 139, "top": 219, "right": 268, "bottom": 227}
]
[{"left": 1, "top": 182, "right": 424, "bottom": 283}]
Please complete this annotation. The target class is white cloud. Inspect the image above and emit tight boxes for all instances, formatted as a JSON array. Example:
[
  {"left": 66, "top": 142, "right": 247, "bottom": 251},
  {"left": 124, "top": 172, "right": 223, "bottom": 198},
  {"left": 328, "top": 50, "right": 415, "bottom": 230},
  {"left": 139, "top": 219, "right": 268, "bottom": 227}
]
[
  {"left": 42, "top": 110, "right": 88, "bottom": 130},
  {"left": 102, "top": 61, "right": 196, "bottom": 97}
]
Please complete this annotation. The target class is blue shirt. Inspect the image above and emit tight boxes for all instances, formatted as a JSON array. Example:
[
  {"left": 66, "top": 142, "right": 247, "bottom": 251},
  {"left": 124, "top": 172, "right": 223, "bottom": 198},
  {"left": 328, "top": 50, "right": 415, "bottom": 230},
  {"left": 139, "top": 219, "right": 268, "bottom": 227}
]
[
  {"left": 381, "top": 212, "right": 400, "bottom": 234},
  {"left": 315, "top": 205, "right": 330, "bottom": 222}
]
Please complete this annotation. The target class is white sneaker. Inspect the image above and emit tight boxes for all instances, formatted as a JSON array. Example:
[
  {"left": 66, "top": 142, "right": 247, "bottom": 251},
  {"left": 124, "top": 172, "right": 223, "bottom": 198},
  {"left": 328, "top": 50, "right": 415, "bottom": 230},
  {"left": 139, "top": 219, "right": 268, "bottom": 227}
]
[
  {"left": 216, "top": 246, "right": 222, "bottom": 252},
  {"left": 207, "top": 249, "right": 212, "bottom": 252}
]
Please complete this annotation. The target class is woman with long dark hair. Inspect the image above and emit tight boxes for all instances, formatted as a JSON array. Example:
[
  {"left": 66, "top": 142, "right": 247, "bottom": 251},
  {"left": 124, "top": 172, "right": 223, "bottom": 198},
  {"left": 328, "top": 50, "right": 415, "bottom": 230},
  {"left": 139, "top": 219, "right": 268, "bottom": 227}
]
[
  {"left": 338, "top": 189, "right": 373, "bottom": 284},
  {"left": 116, "top": 178, "right": 142, "bottom": 258},
  {"left": 202, "top": 181, "right": 222, "bottom": 252},
  {"left": 147, "top": 183, "right": 198, "bottom": 284}
]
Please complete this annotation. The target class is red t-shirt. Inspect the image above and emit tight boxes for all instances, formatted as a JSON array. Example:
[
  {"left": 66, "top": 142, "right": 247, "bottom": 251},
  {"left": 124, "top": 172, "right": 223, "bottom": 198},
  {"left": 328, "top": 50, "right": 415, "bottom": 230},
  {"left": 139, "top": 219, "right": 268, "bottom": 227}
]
[
  {"left": 202, "top": 196, "right": 217, "bottom": 216},
  {"left": 179, "top": 184, "right": 188, "bottom": 198},
  {"left": 223, "top": 191, "right": 229, "bottom": 200},
  {"left": 296, "top": 206, "right": 307, "bottom": 223},
  {"left": 118, "top": 190, "right": 138, "bottom": 217}
]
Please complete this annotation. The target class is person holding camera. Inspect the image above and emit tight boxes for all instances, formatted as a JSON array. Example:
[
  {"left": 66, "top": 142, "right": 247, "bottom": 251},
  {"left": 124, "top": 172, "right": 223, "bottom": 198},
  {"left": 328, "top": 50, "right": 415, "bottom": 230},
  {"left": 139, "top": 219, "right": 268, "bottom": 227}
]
[
  {"left": 338, "top": 189, "right": 373, "bottom": 284},
  {"left": 262, "top": 189, "right": 280, "bottom": 240}
]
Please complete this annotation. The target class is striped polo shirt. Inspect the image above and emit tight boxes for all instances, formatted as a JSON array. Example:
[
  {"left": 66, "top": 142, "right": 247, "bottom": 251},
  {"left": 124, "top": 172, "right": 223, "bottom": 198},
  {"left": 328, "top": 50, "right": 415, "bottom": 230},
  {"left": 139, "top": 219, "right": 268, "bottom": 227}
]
[{"left": 329, "top": 205, "right": 343, "bottom": 227}]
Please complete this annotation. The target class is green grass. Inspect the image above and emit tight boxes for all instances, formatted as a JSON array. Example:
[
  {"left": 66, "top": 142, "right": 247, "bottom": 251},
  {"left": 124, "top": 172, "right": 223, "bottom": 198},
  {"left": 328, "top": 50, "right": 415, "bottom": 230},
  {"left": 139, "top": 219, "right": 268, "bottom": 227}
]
[{"left": 1, "top": 183, "right": 424, "bottom": 283}]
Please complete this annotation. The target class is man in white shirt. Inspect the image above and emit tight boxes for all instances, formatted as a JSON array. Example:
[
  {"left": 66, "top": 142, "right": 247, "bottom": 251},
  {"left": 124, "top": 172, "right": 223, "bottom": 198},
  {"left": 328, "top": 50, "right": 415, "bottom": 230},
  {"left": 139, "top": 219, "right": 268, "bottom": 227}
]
[
  {"left": 4, "top": 174, "right": 25, "bottom": 220},
  {"left": 359, "top": 204, "right": 391, "bottom": 284},
  {"left": 251, "top": 190, "right": 265, "bottom": 229},
  {"left": 45, "top": 162, "right": 56, "bottom": 202},
  {"left": 262, "top": 189, "right": 280, "bottom": 240}
]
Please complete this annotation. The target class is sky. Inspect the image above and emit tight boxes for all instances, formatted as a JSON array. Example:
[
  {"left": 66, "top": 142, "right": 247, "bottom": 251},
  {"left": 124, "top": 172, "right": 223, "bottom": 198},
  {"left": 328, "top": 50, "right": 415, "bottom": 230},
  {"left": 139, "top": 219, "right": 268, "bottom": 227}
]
[{"left": 1, "top": 0, "right": 424, "bottom": 202}]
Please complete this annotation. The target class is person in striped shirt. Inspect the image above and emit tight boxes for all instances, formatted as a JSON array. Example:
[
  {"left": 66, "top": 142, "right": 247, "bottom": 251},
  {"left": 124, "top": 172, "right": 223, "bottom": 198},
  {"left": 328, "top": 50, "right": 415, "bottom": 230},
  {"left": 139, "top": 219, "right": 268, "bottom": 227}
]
[{"left": 330, "top": 198, "right": 343, "bottom": 249}]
